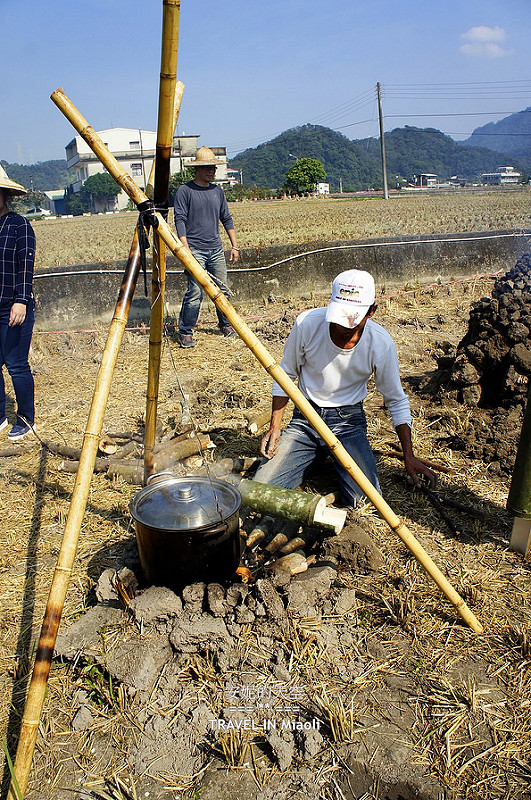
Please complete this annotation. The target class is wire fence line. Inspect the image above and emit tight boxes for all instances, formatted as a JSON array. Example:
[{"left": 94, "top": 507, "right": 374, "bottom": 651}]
[{"left": 33, "top": 230, "right": 531, "bottom": 281}]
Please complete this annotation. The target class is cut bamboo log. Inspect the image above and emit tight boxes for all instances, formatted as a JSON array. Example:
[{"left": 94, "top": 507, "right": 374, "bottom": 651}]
[
  {"left": 152, "top": 433, "right": 211, "bottom": 470},
  {"left": 246, "top": 408, "right": 271, "bottom": 434},
  {"left": 280, "top": 534, "right": 310, "bottom": 555},
  {"left": 49, "top": 90, "right": 483, "bottom": 635},
  {"left": 98, "top": 435, "right": 118, "bottom": 455},
  {"left": 270, "top": 550, "right": 308, "bottom": 576},
  {"left": 108, "top": 461, "right": 144, "bottom": 485},
  {"left": 190, "top": 456, "right": 258, "bottom": 479},
  {"left": 114, "top": 440, "right": 141, "bottom": 459},
  {"left": 246, "top": 515, "right": 276, "bottom": 549}
]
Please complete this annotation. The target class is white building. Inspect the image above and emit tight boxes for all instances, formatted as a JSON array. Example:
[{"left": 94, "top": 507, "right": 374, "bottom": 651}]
[
  {"left": 65, "top": 128, "right": 230, "bottom": 211},
  {"left": 315, "top": 182, "right": 330, "bottom": 195},
  {"left": 413, "top": 173, "right": 438, "bottom": 188},
  {"left": 481, "top": 166, "right": 521, "bottom": 186}
]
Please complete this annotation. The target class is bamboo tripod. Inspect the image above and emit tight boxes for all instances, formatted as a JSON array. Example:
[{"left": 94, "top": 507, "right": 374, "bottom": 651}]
[{"left": 49, "top": 88, "right": 483, "bottom": 640}]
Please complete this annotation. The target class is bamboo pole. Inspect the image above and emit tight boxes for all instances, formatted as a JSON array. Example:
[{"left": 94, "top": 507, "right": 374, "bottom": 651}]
[
  {"left": 144, "top": 0, "right": 182, "bottom": 483},
  {"left": 50, "top": 90, "right": 483, "bottom": 633},
  {"left": 9, "top": 229, "right": 144, "bottom": 799}
]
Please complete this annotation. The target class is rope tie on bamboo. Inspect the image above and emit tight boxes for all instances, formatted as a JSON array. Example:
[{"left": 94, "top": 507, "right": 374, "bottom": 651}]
[{"left": 136, "top": 200, "right": 160, "bottom": 297}]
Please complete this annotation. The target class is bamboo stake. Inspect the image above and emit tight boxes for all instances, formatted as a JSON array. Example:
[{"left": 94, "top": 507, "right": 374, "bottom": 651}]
[
  {"left": 50, "top": 90, "right": 483, "bottom": 633},
  {"left": 9, "top": 229, "right": 144, "bottom": 799},
  {"left": 144, "top": 0, "right": 182, "bottom": 483},
  {"left": 10, "top": 12, "right": 183, "bottom": 792}
]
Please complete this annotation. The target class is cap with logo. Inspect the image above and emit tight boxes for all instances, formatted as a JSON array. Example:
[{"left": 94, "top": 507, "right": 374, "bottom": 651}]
[{"left": 325, "top": 269, "right": 376, "bottom": 329}]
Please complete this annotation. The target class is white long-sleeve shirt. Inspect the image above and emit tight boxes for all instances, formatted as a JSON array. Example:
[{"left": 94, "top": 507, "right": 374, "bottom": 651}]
[{"left": 272, "top": 308, "right": 412, "bottom": 428}]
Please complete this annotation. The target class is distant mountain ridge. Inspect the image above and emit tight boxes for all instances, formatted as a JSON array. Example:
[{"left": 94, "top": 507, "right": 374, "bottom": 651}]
[
  {"left": 462, "top": 107, "right": 531, "bottom": 169},
  {"left": 230, "top": 116, "right": 528, "bottom": 190},
  {"left": 3, "top": 108, "right": 529, "bottom": 194},
  {"left": 0, "top": 159, "right": 70, "bottom": 191}
]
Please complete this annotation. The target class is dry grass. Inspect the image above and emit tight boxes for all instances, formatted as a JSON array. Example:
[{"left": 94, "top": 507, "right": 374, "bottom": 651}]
[
  {"left": 32, "top": 189, "right": 531, "bottom": 268},
  {"left": 0, "top": 275, "right": 530, "bottom": 799}
]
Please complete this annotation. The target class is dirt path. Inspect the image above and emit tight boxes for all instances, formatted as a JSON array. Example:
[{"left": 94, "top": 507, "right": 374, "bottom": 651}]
[{"left": 1, "top": 274, "right": 530, "bottom": 800}]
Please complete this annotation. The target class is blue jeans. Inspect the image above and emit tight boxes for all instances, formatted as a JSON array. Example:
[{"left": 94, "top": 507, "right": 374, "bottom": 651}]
[
  {"left": 253, "top": 402, "right": 381, "bottom": 507},
  {"left": 0, "top": 301, "right": 35, "bottom": 426},
  {"left": 178, "top": 246, "right": 230, "bottom": 335}
]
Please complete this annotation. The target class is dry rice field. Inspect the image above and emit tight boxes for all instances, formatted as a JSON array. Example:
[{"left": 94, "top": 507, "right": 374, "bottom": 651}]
[{"left": 32, "top": 189, "right": 531, "bottom": 268}]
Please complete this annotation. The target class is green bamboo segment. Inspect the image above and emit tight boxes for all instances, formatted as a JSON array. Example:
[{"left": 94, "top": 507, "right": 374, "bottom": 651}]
[
  {"left": 144, "top": 0, "right": 182, "bottom": 484},
  {"left": 50, "top": 91, "right": 484, "bottom": 638},
  {"left": 238, "top": 479, "right": 322, "bottom": 525}
]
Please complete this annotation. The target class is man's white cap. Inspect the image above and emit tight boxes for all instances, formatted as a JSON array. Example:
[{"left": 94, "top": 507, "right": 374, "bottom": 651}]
[{"left": 325, "top": 269, "right": 376, "bottom": 329}]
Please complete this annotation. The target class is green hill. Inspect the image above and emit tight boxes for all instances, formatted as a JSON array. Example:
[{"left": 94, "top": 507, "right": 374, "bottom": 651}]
[
  {"left": 364, "top": 126, "right": 505, "bottom": 182},
  {"left": 230, "top": 125, "right": 383, "bottom": 192},
  {"left": 230, "top": 123, "right": 521, "bottom": 190},
  {"left": 462, "top": 108, "right": 531, "bottom": 170},
  {"left": 0, "top": 159, "right": 70, "bottom": 191}
]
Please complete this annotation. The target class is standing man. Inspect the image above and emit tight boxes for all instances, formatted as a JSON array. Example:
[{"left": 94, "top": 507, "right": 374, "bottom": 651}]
[
  {"left": 174, "top": 146, "right": 240, "bottom": 348},
  {"left": 254, "top": 269, "right": 436, "bottom": 506},
  {"left": 0, "top": 168, "right": 36, "bottom": 440}
]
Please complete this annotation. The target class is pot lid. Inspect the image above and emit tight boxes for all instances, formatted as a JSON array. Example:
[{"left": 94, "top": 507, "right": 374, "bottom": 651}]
[{"left": 130, "top": 475, "right": 241, "bottom": 531}]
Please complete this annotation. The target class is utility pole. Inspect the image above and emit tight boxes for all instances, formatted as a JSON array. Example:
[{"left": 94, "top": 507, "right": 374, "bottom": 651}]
[
  {"left": 377, "top": 82, "right": 389, "bottom": 200},
  {"left": 339, "top": 177, "right": 343, "bottom": 194}
]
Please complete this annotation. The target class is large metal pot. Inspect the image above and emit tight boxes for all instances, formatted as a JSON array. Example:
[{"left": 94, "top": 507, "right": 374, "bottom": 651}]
[{"left": 129, "top": 474, "right": 242, "bottom": 591}]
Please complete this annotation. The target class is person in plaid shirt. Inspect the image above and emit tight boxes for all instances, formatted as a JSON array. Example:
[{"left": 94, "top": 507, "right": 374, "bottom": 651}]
[{"left": 0, "top": 168, "right": 36, "bottom": 441}]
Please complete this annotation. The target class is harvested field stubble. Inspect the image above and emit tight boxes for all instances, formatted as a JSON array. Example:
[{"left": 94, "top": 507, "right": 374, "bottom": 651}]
[
  {"left": 1, "top": 273, "right": 530, "bottom": 800},
  {"left": 32, "top": 190, "right": 531, "bottom": 268}
]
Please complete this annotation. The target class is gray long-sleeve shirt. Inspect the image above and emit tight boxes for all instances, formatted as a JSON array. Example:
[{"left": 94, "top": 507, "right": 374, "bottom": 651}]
[
  {"left": 173, "top": 181, "right": 234, "bottom": 249},
  {"left": 272, "top": 308, "right": 412, "bottom": 428}
]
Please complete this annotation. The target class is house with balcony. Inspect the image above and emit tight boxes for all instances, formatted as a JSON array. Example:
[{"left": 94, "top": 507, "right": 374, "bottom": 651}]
[
  {"left": 65, "top": 128, "right": 229, "bottom": 210},
  {"left": 480, "top": 166, "right": 521, "bottom": 186}
]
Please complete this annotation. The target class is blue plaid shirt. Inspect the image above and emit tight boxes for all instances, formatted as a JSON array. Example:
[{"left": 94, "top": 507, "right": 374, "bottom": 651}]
[{"left": 0, "top": 211, "right": 36, "bottom": 306}]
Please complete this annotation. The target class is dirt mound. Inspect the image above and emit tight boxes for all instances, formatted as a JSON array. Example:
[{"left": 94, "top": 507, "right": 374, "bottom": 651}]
[
  {"left": 410, "top": 255, "right": 531, "bottom": 476},
  {"left": 451, "top": 252, "right": 531, "bottom": 408}
]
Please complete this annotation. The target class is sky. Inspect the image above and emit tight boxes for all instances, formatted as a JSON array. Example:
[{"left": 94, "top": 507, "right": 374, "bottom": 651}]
[{"left": 1, "top": 0, "right": 530, "bottom": 166}]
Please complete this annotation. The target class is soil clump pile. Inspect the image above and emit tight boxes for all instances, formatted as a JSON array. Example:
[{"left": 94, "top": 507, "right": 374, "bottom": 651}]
[{"left": 412, "top": 254, "right": 531, "bottom": 476}]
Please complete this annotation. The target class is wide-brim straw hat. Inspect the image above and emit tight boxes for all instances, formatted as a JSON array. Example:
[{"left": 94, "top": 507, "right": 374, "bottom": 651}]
[
  {"left": 188, "top": 146, "right": 223, "bottom": 167},
  {"left": 0, "top": 165, "right": 27, "bottom": 196}
]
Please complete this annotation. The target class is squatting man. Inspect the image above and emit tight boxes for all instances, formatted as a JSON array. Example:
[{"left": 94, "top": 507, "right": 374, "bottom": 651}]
[{"left": 254, "top": 269, "right": 436, "bottom": 506}]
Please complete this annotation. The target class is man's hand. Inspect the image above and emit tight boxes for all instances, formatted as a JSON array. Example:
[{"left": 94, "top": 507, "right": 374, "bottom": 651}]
[
  {"left": 403, "top": 453, "right": 437, "bottom": 489},
  {"left": 9, "top": 302, "right": 26, "bottom": 326},
  {"left": 260, "top": 426, "right": 281, "bottom": 459},
  {"left": 229, "top": 246, "right": 239, "bottom": 264},
  {"left": 395, "top": 422, "right": 437, "bottom": 489},
  {"left": 260, "top": 396, "right": 289, "bottom": 459}
]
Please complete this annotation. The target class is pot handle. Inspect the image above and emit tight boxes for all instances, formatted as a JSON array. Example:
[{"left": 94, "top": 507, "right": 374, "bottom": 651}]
[
  {"left": 146, "top": 470, "right": 176, "bottom": 486},
  {"left": 201, "top": 521, "right": 229, "bottom": 537}
]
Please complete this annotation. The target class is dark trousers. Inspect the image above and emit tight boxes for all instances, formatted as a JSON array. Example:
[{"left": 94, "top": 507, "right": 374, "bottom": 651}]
[{"left": 0, "top": 301, "right": 35, "bottom": 425}]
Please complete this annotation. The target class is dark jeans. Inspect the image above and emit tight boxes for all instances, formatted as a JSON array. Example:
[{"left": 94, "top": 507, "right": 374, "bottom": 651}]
[
  {"left": 178, "top": 246, "right": 231, "bottom": 335},
  {"left": 253, "top": 402, "right": 381, "bottom": 507},
  {"left": 0, "top": 301, "right": 35, "bottom": 425}
]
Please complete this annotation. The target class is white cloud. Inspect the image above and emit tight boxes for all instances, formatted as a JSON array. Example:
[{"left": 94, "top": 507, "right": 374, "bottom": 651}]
[
  {"left": 460, "top": 41, "right": 513, "bottom": 58},
  {"left": 461, "top": 25, "right": 506, "bottom": 43},
  {"left": 459, "top": 26, "right": 512, "bottom": 58}
]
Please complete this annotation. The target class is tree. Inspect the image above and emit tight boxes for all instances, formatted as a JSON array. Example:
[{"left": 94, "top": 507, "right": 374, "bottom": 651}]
[
  {"left": 64, "top": 184, "right": 90, "bottom": 215},
  {"left": 284, "top": 157, "right": 326, "bottom": 195},
  {"left": 168, "top": 166, "right": 195, "bottom": 202},
  {"left": 82, "top": 173, "right": 120, "bottom": 211}
]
